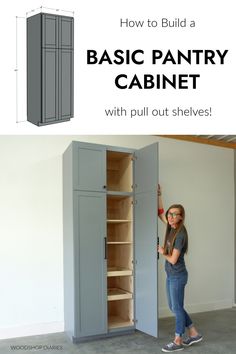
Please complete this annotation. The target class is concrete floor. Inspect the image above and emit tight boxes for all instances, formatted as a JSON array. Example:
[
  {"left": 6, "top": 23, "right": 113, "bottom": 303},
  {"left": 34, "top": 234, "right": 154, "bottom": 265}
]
[{"left": 0, "top": 308, "right": 235, "bottom": 354}]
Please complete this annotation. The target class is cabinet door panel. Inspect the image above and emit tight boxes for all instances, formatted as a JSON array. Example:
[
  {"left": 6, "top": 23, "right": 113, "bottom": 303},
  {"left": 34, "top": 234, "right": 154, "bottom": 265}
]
[
  {"left": 73, "top": 143, "right": 106, "bottom": 192},
  {"left": 42, "top": 14, "right": 58, "bottom": 48},
  {"left": 59, "top": 17, "right": 74, "bottom": 49},
  {"left": 42, "top": 49, "right": 58, "bottom": 122},
  {"left": 134, "top": 143, "right": 158, "bottom": 193},
  {"left": 59, "top": 50, "right": 74, "bottom": 119},
  {"left": 134, "top": 143, "right": 158, "bottom": 337},
  {"left": 74, "top": 191, "right": 107, "bottom": 337}
]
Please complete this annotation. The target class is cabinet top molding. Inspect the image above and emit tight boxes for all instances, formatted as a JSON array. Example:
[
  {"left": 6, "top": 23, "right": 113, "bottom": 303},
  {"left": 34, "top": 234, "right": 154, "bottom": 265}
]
[{"left": 27, "top": 12, "right": 74, "bottom": 19}]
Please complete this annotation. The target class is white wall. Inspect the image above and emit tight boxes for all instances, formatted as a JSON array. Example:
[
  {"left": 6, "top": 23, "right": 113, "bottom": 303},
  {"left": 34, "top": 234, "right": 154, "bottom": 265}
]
[
  {"left": 157, "top": 137, "right": 234, "bottom": 317},
  {"left": 0, "top": 135, "right": 234, "bottom": 339},
  {"left": 235, "top": 150, "right": 236, "bottom": 305}
]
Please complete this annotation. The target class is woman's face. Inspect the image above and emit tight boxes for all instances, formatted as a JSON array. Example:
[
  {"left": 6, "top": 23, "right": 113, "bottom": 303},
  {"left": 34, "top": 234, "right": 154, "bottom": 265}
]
[{"left": 167, "top": 208, "right": 182, "bottom": 228}]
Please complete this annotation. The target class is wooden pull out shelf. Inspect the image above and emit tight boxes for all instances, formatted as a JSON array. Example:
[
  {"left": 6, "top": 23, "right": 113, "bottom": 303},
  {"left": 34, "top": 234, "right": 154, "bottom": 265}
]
[
  {"left": 108, "top": 288, "right": 132, "bottom": 301},
  {"left": 108, "top": 316, "right": 133, "bottom": 329},
  {"left": 107, "top": 267, "right": 132, "bottom": 277},
  {"left": 107, "top": 219, "right": 132, "bottom": 223},
  {"left": 107, "top": 242, "right": 132, "bottom": 245}
]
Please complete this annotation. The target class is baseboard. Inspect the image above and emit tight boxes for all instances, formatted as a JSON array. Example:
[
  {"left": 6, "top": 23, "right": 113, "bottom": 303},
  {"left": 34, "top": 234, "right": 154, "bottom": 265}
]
[
  {"left": 159, "top": 299, "right": 233, "bottom": 318},
  {"left": 0, "top": 322, "right": 64, "bottom": 340}
]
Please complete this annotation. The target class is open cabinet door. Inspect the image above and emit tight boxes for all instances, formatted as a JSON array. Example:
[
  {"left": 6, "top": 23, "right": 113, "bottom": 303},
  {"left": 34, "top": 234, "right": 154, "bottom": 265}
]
[{"left": 134, "top": 143, "right": 158, "bottom": 337}]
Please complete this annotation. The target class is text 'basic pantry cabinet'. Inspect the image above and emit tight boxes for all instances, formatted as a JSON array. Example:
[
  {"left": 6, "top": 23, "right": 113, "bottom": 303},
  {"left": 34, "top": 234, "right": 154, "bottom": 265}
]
[
  {"left": 63, "top": 141, "right": 159, "bottom": 342},
  {"left": 27, "top": 13, "right": 74, "bottom": 126}
]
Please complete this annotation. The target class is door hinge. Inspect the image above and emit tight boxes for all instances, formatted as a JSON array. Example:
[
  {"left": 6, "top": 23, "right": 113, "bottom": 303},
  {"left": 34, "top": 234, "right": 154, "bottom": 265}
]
[
  {"left": 131, "top": 154, "right": 137, "bottom": 161},
  {"left": 131, "top": 200, "right": 137, "bottom": 205},
  {"left": 131, "top": 184, "right": 137, "bottom": 190},
  {"left": 133, "top": 318, "right": 138, "bottom": 323}
]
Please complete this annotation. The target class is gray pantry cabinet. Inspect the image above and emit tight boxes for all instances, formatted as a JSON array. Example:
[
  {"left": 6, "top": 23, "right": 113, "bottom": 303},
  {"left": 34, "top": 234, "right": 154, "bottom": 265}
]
[
  {"left": 27, "top": 13, "right": 74, "bottom": 126},
  {"left": 63, "top": 141, "right": 159, "bottom": 342}
]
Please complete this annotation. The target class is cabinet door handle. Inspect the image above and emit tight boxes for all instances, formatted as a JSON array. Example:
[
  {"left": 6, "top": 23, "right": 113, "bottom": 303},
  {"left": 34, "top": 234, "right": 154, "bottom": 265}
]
[
  {"left": 157, "top": 236, "right": 159, "bottom": 260},
  {"left": 104, "top": 237, "right": 107, "bottom": 259},
  {"left": 103, "top": 185, "right": 107, "bottom": 189}
]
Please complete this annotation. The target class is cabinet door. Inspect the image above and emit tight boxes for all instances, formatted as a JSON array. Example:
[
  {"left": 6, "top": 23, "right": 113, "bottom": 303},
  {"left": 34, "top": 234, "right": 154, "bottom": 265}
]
[
  {"left": 59, "top": 16, "right": 74, "bottom": 49},
  {"left": 73, "top": 143, "right": 106, "bottom": 192},
  {"left": 134, "top": 143, "right": 159, "bottom": 337},
  {"left": 42, "top": 49, "right": 58, "bottom": 122},
  {"left": 42, "top": 14, "right": 58, "bottom": 48},
  {"left": 74, "top": 191, "right": 107, "bottom": 337},
  {"left": 58, "top": 49, "right": 74, "bottom": 120}
]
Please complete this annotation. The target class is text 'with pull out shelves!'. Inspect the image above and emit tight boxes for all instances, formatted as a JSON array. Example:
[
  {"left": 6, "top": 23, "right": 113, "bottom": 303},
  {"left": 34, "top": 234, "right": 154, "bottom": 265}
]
[{"left": 63, "top": 141, "right": 159, "bottom": 342}]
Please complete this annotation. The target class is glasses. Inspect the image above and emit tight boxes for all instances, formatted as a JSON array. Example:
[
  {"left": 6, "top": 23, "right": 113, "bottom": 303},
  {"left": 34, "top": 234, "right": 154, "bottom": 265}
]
[{"left": 167, "top": 212, "right": 181, "bottom": 218}]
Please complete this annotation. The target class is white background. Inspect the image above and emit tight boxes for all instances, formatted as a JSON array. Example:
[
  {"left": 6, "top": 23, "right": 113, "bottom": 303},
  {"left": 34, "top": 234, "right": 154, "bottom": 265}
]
[{"left": 0, "top": 0, "right": 235, "bottom": 134}]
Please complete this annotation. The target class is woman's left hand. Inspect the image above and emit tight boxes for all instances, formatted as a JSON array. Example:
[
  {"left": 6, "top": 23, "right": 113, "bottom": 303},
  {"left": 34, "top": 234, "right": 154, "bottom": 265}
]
[{"left": 157, "top": 245, "right": 164, "bottom": 254}]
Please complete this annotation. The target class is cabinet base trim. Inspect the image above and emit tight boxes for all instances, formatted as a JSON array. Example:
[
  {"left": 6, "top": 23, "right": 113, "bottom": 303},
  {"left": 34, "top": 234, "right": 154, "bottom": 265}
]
[
  {"left": 27, "top": 117, "right": 72, "bottom": 126},
  {"left": 72, "top": 328, "right": 135, "bottom": 343}
]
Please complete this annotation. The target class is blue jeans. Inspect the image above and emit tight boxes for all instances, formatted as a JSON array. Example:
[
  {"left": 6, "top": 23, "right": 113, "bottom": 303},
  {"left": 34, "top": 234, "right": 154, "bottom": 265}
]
[{"left": 166, "top": 271, "right": 193, "bottom": 336}]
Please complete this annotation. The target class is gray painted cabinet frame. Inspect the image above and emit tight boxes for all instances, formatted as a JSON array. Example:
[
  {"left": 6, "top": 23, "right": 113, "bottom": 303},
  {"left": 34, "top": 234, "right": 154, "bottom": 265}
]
[
  {"left": 63, "top": 141, "right": 159, "bottom": 342},
  {"left": 27, "top": 13, "right": 74, "bottom": 126}
]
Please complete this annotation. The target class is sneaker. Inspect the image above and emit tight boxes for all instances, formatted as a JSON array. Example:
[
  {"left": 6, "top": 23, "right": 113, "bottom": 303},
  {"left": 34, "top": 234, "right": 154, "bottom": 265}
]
[
  {"left": 162, "top": 341, "right": 184, "bottom": 352},
  {"left": 183, "top": 334, "right": 203, "bottom": 346}
]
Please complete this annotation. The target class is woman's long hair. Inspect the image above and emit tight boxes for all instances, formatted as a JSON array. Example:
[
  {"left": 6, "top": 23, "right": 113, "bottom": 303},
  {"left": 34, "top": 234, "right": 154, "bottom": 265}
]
[{"left": 163, "top": 204, "right": 188, "bottom": 255}]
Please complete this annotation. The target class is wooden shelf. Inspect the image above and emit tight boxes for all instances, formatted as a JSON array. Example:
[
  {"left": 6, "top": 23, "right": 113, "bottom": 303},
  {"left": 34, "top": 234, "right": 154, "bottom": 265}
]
[
  {"left": 107, "top": 219, "right": 132, "bottom": 224},
  {"left": 107, "top": 267, "right": 133, "bottom": 277},
  {"left": 108, "top": 316, "right": 133, "bottom": 329},
  {"left": 107, "top": 191, "right": 133, "bottom": 197},
  {"left": 107, "top": 242, "right": 132, "bottom": 245},
  {"left": 108, "top": 288, "right": 132, "bottom": 301}
]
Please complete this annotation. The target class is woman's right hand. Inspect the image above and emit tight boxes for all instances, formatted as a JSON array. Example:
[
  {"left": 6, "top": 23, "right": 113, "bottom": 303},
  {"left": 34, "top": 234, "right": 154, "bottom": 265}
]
[{"left": 157, "top": 184, "right": 167, "bottom": 224}]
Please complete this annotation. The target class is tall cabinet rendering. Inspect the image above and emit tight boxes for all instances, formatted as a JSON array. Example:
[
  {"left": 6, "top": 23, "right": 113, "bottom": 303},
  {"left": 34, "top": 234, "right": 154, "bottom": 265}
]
[
  {"left": 63, "top": 141, "right": 159, "bottom": 342},
  {"left": 27, "top": 13, "right": 74, "bottom": 126}
]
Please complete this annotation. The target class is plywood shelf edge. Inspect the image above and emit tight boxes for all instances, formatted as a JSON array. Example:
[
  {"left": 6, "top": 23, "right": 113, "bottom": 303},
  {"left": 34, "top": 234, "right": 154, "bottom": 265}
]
[{"left": 108, "top": 287, "right": 133, "bottom": 301}]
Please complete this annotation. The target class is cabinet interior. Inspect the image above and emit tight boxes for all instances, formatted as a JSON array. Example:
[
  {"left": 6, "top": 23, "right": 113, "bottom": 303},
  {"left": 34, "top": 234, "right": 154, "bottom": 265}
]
[
  {"left": 106, "top": 151, "right": 134, "bottom": 330},
  {"left": 107, "top": 243, "right": 132, "bottom": 269},
  {"left": 107, "top": 195, "right": 132, "bottom": 221},
  {"left": 108, "top": 276, "right": 133, "bottom": 295},
  {"left": 107, "top": 151, "right": 133, "bottom": 192},
  {"left": 108, "top": 300, "right": 133, "bottom": 329},
  {"left": 107, "top": 223, "right": 132, "bottom": 243}
]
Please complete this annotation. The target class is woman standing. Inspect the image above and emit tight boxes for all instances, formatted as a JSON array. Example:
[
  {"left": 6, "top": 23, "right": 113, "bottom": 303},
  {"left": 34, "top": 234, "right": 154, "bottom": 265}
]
[{"left": 157, "top": 185, "right": 202, "bottom": 352}]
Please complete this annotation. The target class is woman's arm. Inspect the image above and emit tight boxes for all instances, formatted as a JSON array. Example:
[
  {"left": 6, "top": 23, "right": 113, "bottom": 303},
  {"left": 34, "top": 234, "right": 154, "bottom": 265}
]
[
  {"left": 158, "top": 246, "right": 180, "bottom": 265},
  {"left": 158, "top": 184, "right": 167, "bottom": 224}
]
